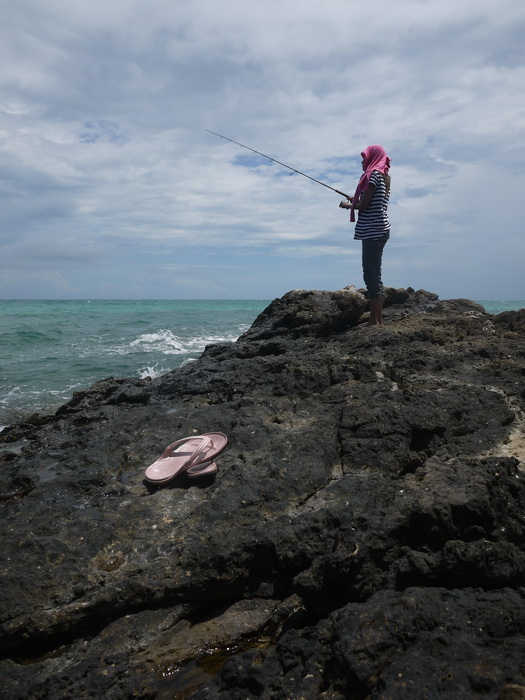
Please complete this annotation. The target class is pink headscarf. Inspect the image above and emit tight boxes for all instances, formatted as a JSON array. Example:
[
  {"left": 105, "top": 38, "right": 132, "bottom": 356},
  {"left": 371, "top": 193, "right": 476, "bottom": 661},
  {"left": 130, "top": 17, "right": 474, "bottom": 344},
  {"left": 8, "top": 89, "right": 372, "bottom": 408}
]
[{"left": 350, "top": 145, "right": 391, "bottom": 222}]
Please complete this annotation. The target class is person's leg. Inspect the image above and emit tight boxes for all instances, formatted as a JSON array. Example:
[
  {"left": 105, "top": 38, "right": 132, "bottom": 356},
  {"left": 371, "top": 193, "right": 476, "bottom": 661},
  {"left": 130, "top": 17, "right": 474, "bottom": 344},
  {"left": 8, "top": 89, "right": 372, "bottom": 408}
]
[
  {"left": 361, "top": 235, "right": 388, "bottom": 326},
  {"left": 368, "top": 297, "right": 383, "bottom": 325}
]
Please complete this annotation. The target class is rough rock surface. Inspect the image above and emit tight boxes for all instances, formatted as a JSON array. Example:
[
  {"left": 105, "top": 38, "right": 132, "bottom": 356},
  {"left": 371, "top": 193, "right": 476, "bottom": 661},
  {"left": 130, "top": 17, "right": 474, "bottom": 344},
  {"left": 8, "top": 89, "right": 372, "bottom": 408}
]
[{"left": 1, "top": 287, "right": 525, "bottom": 699}]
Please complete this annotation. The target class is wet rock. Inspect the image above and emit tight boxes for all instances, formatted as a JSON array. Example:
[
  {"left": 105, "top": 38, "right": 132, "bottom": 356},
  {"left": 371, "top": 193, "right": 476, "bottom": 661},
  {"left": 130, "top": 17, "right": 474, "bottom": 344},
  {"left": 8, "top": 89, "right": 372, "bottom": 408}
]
[
  {"left": 1, "top": 288, "right": 525, "bottom": 698},
  {"left": 197, "top": 587, "right": 525, "bottom": 700}
]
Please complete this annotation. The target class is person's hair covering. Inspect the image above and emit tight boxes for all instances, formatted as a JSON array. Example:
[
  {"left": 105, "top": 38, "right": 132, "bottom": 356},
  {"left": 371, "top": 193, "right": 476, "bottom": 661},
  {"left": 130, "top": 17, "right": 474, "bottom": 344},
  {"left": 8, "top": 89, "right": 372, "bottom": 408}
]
[{"left": 350, "top": 145, "right": 391, "bottom": 222}]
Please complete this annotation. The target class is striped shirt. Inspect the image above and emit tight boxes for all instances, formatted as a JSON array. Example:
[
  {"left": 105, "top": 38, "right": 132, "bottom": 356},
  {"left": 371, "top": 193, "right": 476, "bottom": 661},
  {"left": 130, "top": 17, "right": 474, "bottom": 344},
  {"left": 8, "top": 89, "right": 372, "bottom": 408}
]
[{"left": 354, "top": 170, "right": 390, "bottom": 240}]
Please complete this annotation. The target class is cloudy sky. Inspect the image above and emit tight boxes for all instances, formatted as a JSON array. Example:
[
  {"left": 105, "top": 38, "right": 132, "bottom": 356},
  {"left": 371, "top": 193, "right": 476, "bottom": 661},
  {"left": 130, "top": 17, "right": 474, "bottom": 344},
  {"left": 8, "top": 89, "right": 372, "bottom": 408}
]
[{"left": 1, "top": 0, "right": 524, "bottom": 300}]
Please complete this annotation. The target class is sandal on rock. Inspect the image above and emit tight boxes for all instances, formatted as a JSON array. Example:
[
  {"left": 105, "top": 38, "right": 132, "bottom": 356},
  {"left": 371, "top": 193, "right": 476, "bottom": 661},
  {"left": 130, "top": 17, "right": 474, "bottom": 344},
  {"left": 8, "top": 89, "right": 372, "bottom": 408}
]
[
  {"left": 186, "top": 432, "right": 227, "bottom": 478},
  {"left": 144, "top": 432, "right": 227, "bottom": 484},
  {"left": 186, "top": 460, "right": 218, "bottom": 479}
]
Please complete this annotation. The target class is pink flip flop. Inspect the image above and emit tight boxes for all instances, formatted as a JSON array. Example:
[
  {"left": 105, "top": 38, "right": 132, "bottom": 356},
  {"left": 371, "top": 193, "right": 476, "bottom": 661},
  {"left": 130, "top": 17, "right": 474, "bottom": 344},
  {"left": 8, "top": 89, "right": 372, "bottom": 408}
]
[
  {"left": 186, "top": 460, "right": 218, "bottom": 479},
  {"left": 144, "top": 432, "right": 227, "bottom": 484},
  {"left": 186, "top": 432, "right": 227, "bottom": 478}
]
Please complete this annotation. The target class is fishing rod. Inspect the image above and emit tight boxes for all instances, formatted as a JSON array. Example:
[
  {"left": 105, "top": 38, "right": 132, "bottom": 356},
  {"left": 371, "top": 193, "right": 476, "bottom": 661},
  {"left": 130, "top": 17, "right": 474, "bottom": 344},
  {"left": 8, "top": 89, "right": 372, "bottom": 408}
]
[{"left": 205, "top": 130, "right": 352, "bottom": 200}]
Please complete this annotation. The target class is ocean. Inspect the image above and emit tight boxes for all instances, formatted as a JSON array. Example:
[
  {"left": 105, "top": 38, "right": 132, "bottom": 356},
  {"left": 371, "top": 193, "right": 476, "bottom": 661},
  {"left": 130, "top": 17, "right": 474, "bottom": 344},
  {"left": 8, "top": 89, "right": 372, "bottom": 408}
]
[
  {"left": 0, "top": 299, "right": 269, "bottom": 430},
  {"left": 0, "top": 298, "right": 523, "bottom": 430}
]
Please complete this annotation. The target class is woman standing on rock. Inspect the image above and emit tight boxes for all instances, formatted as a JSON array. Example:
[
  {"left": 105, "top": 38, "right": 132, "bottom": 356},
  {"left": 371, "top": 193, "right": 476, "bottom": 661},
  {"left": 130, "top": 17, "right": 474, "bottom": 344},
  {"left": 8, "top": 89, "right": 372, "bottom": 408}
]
[{"left": 340, "top": 145, "right": 391, "bottom": 327}]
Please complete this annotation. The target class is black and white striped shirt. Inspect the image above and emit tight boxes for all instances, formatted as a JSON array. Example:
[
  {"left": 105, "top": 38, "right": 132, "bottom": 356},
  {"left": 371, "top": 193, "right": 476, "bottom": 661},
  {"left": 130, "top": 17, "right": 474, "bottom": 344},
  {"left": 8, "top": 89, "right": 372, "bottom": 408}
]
[{"left": 354, "top": 170, "right": 390, "bottom": 240}]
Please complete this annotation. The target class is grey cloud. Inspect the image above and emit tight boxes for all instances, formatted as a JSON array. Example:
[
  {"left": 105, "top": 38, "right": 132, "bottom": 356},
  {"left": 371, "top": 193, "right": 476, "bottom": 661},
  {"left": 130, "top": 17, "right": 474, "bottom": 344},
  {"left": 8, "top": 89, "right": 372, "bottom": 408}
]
[
  {"left": 402, "top": 187, "right": 434, "bottom": 199},
  {"left": 79, "top": 121, "right": 130, "bottom": 144}
]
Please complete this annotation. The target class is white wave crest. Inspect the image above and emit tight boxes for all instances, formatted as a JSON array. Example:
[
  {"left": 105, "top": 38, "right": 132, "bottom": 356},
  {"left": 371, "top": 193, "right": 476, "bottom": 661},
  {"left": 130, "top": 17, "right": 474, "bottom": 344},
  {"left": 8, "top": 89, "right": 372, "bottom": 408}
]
[
  {"left": 128, "top": 329, "right": 239, "bottom": 356},
  {"left": 80, "top": 326, "right": 245, "bottom": 359},
  {"left": 130, "top": 329, "right": 187, "bottom": 355},
  {"left": 138, "top": 363, "right": 172, "bottom": 379}
]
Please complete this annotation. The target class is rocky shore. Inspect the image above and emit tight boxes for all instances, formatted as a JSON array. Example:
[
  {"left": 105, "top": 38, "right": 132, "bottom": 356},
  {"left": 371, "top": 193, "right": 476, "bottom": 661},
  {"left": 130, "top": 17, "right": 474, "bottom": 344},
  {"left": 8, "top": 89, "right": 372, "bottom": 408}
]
[{"left": 1, "top": 287, "right": 525, "bottom": 699}]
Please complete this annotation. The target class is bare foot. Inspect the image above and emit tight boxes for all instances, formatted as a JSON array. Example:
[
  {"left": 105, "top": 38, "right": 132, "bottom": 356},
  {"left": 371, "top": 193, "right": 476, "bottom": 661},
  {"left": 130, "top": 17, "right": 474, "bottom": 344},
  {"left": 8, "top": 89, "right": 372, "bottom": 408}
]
[{"left": 354, "top": 320, "right": 382, "bottom": 329}]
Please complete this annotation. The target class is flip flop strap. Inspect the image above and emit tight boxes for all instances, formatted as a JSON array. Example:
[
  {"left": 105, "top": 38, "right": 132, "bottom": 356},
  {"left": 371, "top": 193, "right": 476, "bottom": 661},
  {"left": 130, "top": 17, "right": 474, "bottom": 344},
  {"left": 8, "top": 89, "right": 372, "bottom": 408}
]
[
  {"left": 187, "top": 436, "right": 215, "bottom": 468},
  {"left": 164, "top": 435, "right": 211, "bottom": 463}
]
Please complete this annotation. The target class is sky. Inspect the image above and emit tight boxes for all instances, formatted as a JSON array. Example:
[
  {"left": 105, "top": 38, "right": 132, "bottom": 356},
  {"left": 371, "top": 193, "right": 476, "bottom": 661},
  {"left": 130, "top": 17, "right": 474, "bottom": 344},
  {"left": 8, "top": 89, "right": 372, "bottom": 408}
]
[{"left": 1, "top": 0, "right": 524, "bottom": 301}]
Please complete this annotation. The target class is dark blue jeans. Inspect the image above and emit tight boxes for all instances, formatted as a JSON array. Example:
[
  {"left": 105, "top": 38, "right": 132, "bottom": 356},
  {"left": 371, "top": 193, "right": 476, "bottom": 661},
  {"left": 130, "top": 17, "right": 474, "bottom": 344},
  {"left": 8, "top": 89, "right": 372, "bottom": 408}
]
[{"left": 362, "top": 233, "right": 389, "bottom": 299}]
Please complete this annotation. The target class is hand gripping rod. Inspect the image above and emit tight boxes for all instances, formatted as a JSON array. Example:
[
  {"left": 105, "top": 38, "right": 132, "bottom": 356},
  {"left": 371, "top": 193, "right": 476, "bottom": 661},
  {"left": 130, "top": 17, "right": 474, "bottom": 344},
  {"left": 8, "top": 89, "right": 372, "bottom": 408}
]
[{"left": 205, "top": 130, "right": 352, "bottom": 200}]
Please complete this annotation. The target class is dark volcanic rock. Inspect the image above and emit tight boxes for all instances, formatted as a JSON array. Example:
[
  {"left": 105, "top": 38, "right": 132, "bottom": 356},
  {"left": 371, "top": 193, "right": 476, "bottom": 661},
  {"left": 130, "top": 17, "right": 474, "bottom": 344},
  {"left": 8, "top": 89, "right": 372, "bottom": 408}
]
[
  {"left": 1, "top": 287, "right": 525, "bottom": 699},
  {"left": 239, "top": 287, "right": 367, "bottom": 340}
]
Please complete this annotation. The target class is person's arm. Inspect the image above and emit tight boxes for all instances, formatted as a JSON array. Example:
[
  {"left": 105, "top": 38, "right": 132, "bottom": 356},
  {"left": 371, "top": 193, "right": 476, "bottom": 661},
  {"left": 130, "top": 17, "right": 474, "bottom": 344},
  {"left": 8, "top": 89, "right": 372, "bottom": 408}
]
[
  {"left": 353, "top": 183, "right": 376, "bottom": 211},
  {"left": 339, "top": 183, "right": 376, "bottom": 210}
]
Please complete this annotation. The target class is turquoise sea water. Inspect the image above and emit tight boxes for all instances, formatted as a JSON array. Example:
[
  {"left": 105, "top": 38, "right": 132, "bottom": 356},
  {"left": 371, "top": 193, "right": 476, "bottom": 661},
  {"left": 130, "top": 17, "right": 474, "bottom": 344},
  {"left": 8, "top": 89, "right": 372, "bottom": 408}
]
[
  {"left": 476, "top": 301, "right": 525, "bottom": 315},
  {"left": 0, "top": 300, "right": 269, "bottom": 429},
  {"left": 0, "top": 298, "right": 523, "bottom": 429}
]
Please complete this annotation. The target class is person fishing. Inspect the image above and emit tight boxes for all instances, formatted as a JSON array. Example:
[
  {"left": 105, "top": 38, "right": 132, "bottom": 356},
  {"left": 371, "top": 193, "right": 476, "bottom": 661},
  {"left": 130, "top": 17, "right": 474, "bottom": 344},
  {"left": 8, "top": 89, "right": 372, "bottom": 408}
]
[
  {"left": 206, "top": 132, "right": 390, "bottom": 325},
  {"left": 340, "top": 145, "right": 391, "bottom": 327}
]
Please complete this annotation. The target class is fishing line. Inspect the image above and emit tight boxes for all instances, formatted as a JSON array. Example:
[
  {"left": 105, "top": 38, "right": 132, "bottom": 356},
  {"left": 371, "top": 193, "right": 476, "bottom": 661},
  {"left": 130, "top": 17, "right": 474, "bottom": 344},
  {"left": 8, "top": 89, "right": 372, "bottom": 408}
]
[{"left": 205, "top": 130, "right": 351, "bottom": 200}]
